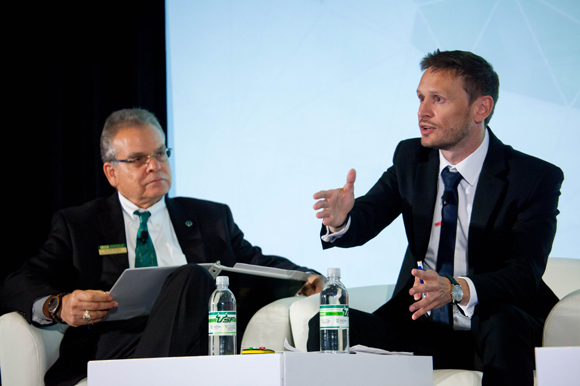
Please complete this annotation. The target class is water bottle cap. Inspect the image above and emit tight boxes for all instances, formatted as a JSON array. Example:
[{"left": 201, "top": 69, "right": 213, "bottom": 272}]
[
  {"left": 327, "top": 267, "right": 341, "bottom": 277},
  {"left": 216, "top": 276, "right": 229, "bottom": 286}
]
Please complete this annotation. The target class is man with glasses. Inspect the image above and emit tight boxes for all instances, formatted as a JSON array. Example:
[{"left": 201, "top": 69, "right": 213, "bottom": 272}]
[{"left": 1, "top": 108, "right": 323, "bottom": 386}]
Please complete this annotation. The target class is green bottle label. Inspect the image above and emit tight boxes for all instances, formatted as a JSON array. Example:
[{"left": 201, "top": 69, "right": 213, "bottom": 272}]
[
  {"left": 320, "top": 305, "right": 349, "bottom": 329},
  {"left": 208, "top": 311, "right": 237, "bottom": 335}
]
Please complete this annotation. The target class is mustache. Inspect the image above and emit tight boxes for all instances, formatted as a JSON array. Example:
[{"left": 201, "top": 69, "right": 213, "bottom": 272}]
[
  {"left": 419, "top": 120, "right": 438, "bottom": 127},
  {"left": 145, "top": 173, "right": 169, "bottom": 183}
]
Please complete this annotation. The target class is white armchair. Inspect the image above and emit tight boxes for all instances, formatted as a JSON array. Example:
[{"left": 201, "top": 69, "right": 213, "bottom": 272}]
[{"left": 0, "top": 313, "right": 86, "bottom": 386}]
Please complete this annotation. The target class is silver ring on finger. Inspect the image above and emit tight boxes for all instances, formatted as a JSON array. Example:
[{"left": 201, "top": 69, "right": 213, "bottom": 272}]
[{"left": 83, "top": 310, "right": 91, "bottom": 322}]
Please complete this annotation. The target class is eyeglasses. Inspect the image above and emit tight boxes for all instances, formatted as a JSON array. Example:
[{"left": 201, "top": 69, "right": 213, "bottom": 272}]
[{"left": 111, "top": 148, "right": 172, "bottom": 167}]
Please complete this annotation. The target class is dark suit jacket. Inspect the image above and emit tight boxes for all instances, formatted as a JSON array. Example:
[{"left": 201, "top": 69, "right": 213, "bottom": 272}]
[
  {"left": 322, "top": 129, "right": 563, "bottom": 320},
  {"left": 1, "top": 194, "right": 309, "bottom": 325}
]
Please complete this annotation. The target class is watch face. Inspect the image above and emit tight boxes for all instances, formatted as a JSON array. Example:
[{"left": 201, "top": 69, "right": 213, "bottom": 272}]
[
  {"left": 452, "top": 285, "right": 463, "bottom": 303},
  {"left": 48, "top": 296, "right": 59, "bottom": 313}
]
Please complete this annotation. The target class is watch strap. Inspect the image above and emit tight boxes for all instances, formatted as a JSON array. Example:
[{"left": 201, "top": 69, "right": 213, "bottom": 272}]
[
  {"left": 335, "top": 214, "right": 350, "bottom": 229},
  {"left": 46, "top": 293, "right": 67, "bottom": 323},
  {"left": 445, "top": 277, "right": 466, "bottom": 316},
  {"left": 446, "top": 276, "right": 460, "bottom": 287}
]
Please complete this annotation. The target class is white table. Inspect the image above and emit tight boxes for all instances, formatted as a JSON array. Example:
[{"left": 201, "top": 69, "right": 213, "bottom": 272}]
[
  {"left": 535, "top": 347, "right": 580, "bottom": 386},
  {"left": 88, "top": 352, "right": 433, "bottom": 386}
]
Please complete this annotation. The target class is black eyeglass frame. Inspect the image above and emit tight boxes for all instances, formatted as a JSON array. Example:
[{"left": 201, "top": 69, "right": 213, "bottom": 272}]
[{"left": 110, "top": 148, "right": 172, "bottom": 166}]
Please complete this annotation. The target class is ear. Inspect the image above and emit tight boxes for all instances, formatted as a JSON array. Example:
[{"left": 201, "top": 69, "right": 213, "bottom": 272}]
[
  {"left": 473, "top": 95, "right": 493, "bottom": 125},
  {"left": 103, "top": 162, "right": 119, "bottom": 188}
]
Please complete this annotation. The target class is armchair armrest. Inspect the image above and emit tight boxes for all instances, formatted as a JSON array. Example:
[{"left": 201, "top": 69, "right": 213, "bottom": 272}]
[
  {"left": 0, "top": 312, "right": 67, "bottom": 386},
  {"left": 543, "top": 289, "right": 580, "bottom": 347},
  {"left": 241, "top": 296, "right": 305, "bottom": 351}
]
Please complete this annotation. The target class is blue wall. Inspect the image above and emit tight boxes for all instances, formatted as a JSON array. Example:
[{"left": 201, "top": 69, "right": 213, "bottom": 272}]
[{"left": 166, "top": 0, "right": 579, "bottom": 288}]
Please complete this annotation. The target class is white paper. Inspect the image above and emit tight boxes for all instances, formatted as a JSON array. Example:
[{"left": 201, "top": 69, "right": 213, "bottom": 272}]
[
  {"left": 285, "top": 340, "right": 414, "bottom": 356},
  {"left": 104, "top": 263, "right": 309, "bottom": 322},
  {"left": 284, "top": 338, "right": 303, "bottom": 353},
  {"left": 350, "top": 344, "right": 414, "bottom": 356},
  {"left": 199, "top": 262, "right": 311, "bottom": 281},
  {"left": 104, "top": 266, "right": 180, "bottom": 321}
]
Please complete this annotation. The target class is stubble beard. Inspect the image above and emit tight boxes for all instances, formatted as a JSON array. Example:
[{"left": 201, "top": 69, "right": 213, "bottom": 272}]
[{"left": 421, "top": 114, "right": 472, "bottom": 151}]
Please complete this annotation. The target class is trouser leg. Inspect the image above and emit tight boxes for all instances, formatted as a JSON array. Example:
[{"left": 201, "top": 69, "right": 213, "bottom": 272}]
[
  {"left": 133, "top": 263, "right": 214, "bottom": 357},
  {"left": 472, "top": 303, "right": 543, "bottom": 386},
  {"left": 94, "top": 264, "right": 214, "bottom": 359}
]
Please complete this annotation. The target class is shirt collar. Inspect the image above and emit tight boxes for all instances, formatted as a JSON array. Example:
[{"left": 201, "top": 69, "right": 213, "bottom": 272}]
[
  {"left": 438, "top": 128, "right": 490, "bottom": 186},
  {"left": 117, "top": 192, "right": 166, "bottom": 220}
]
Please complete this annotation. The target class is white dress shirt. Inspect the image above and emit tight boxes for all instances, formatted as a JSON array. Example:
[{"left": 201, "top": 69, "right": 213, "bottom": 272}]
[
  {"left": 322, "top": 130, "right": 490, "bottom": 330},
  {"left": 424, "top": 129, "right": 489, "bottom": 329},
  {"left": 118, "top": 193, "right": 187, "bottom": 268}
]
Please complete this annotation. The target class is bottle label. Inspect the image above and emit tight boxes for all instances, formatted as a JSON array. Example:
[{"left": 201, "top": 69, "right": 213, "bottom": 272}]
[
  {"left": 208, "top": 311, "right": 237, "bottom": 335},
  {"left": 320, "top": 305, "right": 349, "bottom": 329}
]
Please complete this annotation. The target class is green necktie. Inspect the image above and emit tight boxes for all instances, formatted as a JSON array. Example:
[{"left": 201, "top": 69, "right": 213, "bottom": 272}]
[{"left": 134, "top": 210, "right": 158, "bottom": 267}]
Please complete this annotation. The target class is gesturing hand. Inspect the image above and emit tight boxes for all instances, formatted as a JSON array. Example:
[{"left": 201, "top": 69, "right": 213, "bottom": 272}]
[
  {"left": 313, "top": 169, "right": 356, "bottom": 231},
  {"left": 408, "top": 268, "right": 452, "bottom": 320},
  {"left": 59, "top": 290, "right": 118, "bottom": 327}
]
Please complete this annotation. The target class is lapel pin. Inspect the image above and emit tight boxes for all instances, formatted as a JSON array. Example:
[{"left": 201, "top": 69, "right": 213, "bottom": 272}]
[{"left": 185, "top": 220, "right": 193, "bottom": 227}]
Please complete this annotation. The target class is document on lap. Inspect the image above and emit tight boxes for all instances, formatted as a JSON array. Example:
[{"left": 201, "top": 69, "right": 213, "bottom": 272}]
[
  {"left": 104, "top": 262, "right": 310, "bottom": 322},
  {"left": 105, "top": 265, "right": 180, "bottom": 321}
]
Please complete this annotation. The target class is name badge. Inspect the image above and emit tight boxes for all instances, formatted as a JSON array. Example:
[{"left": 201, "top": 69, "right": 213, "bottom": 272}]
[{"left": 99, "top": 244, "right": 128, "bottom": 255}]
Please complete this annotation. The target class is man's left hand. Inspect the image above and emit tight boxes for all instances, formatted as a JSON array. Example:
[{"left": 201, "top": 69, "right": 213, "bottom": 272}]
[
  {"left": 298, "top": 275, "right": 326, "bottom": 296},
  {"left": 408, "top": 269, "right": 452, "bottom": 320}
]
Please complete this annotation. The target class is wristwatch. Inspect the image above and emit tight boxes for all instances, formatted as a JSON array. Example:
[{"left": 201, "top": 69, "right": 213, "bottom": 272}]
[
  {"left": 446, "top": 276, "right": 463, "bottom": 305},
  {"left": 47, "top": 293, "right": 67, "bottom": 323}
]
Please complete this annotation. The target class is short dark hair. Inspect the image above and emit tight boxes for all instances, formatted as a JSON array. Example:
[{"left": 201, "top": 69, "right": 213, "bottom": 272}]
[
  {"left": 420, "top": 49, "right": 499, "bottom": 126},
  {"left": 100, "top": 108, "right": 164, "bottom": 163}
]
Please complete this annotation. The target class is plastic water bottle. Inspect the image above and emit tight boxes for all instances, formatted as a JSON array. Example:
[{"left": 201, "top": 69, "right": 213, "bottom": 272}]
[
  {"left": 208, "top": 276, "right": 237, "bottom": 355},
  {"left": 320, "top": 267, "right": 349, "bottom": 353}
]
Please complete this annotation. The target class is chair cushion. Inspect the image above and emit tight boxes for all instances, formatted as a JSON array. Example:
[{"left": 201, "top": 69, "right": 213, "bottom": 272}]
[
  {"left": 241, "top": 296, "right": 305, "bottom": 352},
  {"left": 433, "top": 369, "right": 483, "bottom": 386},
  {"left": 289, "top": 295, "right": 320, "bottom": 352},
  {"left": 0, "top": 312, "right": 66, "bottom": 386},
  {"left": 543, "top": 289, "right": 580, "bottom": 347}
]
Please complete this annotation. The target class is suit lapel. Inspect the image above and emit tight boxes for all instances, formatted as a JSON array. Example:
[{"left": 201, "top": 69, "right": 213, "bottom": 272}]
[
  {"left": 166, "top": 197, "right": 206, "bottom": 263},
  {"left": 97, "top": 194, "right": 130, "bottom": 274},
  {"left": 412, "top": 148, "right": 439, "bottom": 259},
  {"left": 468, "top": 130, "right": 507, "bottom": 273}
]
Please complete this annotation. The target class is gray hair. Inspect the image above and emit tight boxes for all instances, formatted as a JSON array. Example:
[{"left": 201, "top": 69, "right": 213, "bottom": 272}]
[{"left": 100, "top": 108, "right": 164, "bottom": 163}]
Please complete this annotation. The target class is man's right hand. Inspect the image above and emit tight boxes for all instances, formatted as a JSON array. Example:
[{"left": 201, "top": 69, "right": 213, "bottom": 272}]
[
  {"left": 313, "top": 169, "right": 356, "bottom": 232},
  {"left": 59, "top": 290, "right": 118, "bottom": 327}
]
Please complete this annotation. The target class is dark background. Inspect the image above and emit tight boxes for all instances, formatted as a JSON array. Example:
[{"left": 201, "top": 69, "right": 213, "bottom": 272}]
[{"left": 5, "top": 1, "right": 167, "bottom": 288}]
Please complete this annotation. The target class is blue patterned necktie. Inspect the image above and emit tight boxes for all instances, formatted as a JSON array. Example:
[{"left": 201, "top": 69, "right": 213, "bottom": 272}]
[
  {"left": 134, "top": 210, "right": 158, "bottom": 267},
  {"left": 432, "top": 166, "right": 463, "bottom": 325}
]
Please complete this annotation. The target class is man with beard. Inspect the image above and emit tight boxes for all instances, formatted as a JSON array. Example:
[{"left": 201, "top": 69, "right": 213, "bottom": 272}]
[{"left": 309, "top": 50, "right": 563, "bottom": 386}]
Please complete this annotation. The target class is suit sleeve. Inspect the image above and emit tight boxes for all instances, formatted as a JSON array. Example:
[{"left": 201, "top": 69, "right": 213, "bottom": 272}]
[{"left": 0, "top": 211, "right": 80, "bottom": 324}]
